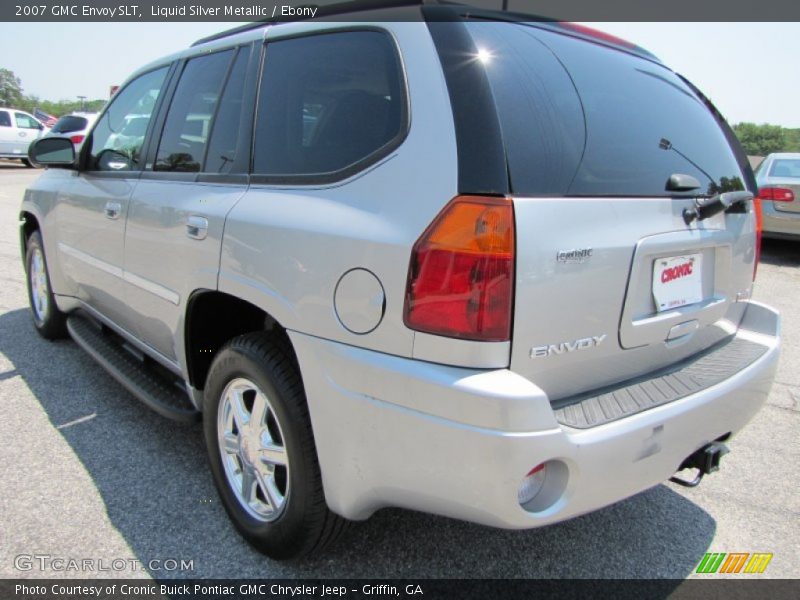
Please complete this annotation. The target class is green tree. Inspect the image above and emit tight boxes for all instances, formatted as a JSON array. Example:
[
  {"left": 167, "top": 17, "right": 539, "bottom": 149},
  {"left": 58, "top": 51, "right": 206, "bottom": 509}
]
[
  {"left": 0, "top": 68, "right": 24, "bottom": 107},
  {"left": 733, "top": 122, "right": 788, "bottom": 155},
  {"left": 785, "top": 128, "right": 800, "bottom": 153}
]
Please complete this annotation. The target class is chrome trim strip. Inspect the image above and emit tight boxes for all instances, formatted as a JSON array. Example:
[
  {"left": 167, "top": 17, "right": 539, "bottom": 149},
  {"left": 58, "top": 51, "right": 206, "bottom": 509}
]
[
  {"left": 58, "top": 242, "right": 123, "bottom": 278},
  {"left": 122, "top": 271, "right": 180, "bottom": 305},
  {"left": 58, "top": 242, "right": 180, "bottom": 305},
  {"left": 77, "top": 301, "right": 184, "bottom": 378}
]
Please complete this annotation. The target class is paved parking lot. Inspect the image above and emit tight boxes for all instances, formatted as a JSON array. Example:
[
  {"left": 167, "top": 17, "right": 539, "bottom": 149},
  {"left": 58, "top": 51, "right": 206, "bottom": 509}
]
[{"left": 0, "top": 160, "right": 797, "bottom": 579}]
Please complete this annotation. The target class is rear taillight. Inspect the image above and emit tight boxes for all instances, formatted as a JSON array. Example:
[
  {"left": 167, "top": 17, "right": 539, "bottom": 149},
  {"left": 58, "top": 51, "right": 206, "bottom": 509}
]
[
  {"left": 758, "top": 187, "right": 795, "bottom": 202},
  {"left": 404, "top": 195, "right": 515, "bottom": 342},
  {"left": 69, "top": 135, "right": 85, "bottom": 145}
]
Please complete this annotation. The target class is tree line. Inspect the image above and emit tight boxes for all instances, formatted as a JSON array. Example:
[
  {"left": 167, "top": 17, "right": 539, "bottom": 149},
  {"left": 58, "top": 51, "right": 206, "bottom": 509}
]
[
  {"left": 0, "top": 67, "right": 106, "bottom": 117},
  {"left": 732, "top": 123, "right": 800, "bottom": 156}
]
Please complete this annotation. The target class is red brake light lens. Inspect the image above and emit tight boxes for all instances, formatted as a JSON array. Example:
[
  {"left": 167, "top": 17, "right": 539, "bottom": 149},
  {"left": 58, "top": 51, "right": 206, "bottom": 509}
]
[
  {"left": 404, "top": 196, "right": 515, "bottom": 342},
  {"left": 758, "top": 187, "right": 794, "bottom": 202},
  {"left": 70, "top": 135, "right": 85, "bottom": 145}
]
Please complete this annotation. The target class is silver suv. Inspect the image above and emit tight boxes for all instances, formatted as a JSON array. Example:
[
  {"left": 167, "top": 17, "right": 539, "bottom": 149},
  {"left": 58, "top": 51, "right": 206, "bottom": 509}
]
[{"left": 20, "top": 6, "right": 780, "bottom": 560}]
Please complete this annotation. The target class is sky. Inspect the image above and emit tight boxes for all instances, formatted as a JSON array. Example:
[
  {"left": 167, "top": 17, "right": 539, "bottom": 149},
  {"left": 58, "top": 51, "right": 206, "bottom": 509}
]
[{"left": 0, "top": 21, "right": 798, "bottom": 127}]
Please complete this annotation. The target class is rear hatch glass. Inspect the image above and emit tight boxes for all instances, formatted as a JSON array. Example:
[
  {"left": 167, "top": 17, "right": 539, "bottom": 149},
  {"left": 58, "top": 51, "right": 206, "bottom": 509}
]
[
  {"left": 465, "top": 22, "right": 745, "bottom": 197},
  {"left": 51, "top": 115, "right": 88, "bottom": 134}
]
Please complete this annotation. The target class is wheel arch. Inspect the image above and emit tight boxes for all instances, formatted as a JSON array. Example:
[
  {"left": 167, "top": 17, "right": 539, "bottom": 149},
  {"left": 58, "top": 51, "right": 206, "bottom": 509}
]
[
  {"left": 19, "top": 210, "right": 40, "bottom": 260},
  {"left": 184, "top": 290, "right": 297, "bottom": 391}
]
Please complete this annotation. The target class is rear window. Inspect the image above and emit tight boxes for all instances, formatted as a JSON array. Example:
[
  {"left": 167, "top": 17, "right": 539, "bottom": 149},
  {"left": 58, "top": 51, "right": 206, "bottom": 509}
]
[
  {"left": 52, "top": 116, "right": 88, "bottom": 134},
  {"left": 768, "top": 159, "right": 800, "bottom": 179},
  {"left": 465, "top": 23, "right": 745, "bottom": 197}
]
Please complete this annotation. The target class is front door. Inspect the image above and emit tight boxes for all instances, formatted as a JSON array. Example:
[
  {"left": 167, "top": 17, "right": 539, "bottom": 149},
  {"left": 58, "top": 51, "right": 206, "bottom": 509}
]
[{"left": 54, "top": 66, "right": 170, "bottom": 330}]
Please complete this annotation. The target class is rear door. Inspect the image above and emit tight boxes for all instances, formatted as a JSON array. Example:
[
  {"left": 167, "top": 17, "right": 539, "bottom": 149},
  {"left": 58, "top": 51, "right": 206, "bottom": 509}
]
[
  {"left": 463, "top": 23, "right": 756, "bottom": 400},
  {"left": 122, "top": 46, "right": 254, "bottom": 361}
]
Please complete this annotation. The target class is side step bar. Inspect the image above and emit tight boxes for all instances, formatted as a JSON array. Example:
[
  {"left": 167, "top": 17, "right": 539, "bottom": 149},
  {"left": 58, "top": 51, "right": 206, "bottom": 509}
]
[{"left": 67, "top": 315, "right": 200, "bottom": 423}]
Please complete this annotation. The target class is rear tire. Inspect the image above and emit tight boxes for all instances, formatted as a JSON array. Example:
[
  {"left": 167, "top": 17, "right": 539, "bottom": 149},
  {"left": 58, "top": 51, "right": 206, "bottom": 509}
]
[
  {"left": 203, "top": 332, "right": 347, "bottom": 560},
  {"left": 25, "top": 230, "right": 67, "bottom": 339}
]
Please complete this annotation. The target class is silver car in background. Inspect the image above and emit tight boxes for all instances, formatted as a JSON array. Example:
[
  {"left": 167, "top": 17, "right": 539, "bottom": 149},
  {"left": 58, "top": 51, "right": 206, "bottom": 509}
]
[{"left": 756, "top": 152, "right": 800, "bottom": 239}]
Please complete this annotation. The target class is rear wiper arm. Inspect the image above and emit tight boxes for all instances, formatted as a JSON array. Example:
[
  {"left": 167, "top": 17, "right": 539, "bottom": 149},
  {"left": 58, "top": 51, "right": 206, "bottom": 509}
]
[{"left": 682, "top": 191, "right": 754, "bottom": 225}]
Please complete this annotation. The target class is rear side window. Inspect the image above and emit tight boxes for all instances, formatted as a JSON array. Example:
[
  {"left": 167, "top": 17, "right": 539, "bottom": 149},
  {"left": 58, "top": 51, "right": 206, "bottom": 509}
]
[
  {"left": 0, "top": 111, "right": 10, "bottom": 127},
  {"left": 253, "top": 30, "right": 406, "bottom": 180},
  {"left": 155, "top": 49, "right": 234, "bottom": 172},
  {"left": 204, "top": 49, "right": 248, "bottom": 174},
  {"left": 465, "top": 23, "right": 745, "bottom": 197},
  {"left": 52, "top": 116, "right": 88, "bottom": 134}
]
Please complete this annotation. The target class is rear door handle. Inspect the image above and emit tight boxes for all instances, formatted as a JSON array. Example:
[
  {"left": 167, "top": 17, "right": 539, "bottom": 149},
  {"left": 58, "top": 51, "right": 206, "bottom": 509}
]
[
  {"left": 186, "top": 215, "right": 209, "bottom": 240},
  {"left": 104, "top": 201, "right": 122, "bottom": 220}
]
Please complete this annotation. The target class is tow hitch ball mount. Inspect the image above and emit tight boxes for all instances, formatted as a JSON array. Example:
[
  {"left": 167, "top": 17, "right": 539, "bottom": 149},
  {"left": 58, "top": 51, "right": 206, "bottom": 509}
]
[{"left": 669, "top": 442, "right": 730, "bottom": 488}]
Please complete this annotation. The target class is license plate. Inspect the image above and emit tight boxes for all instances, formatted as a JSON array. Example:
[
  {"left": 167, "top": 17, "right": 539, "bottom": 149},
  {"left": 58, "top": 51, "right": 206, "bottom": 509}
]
[{"left": 653, "top": 253, "right": 703, "bottom": 312}]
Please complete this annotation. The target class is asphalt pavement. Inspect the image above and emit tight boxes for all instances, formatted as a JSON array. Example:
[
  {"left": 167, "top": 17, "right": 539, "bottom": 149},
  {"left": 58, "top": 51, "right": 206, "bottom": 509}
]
[{"left": 0, "top": 160, "right": 797, "bottom": 579}]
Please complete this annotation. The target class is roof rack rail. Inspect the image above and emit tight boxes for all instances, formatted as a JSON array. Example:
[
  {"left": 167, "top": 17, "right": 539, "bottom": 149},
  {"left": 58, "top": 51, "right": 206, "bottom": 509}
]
[{"left": 191, "top": 0, "right": 436, "bottom": 46}]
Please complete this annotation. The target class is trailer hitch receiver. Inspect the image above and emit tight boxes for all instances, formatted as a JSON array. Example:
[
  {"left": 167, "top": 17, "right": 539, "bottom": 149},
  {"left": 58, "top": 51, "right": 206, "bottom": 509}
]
[{"left": 669, "top": 442, "right": 730, "bottom": 488}]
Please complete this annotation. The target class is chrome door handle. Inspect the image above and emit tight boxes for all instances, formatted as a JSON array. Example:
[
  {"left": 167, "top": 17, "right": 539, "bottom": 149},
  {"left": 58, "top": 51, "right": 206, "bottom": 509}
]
[
  {"left": 104, "top": 202, "right": 122, "bottom": 220},
  {"left": 186, "top": 215, "right": 209, "bottom": 240}
]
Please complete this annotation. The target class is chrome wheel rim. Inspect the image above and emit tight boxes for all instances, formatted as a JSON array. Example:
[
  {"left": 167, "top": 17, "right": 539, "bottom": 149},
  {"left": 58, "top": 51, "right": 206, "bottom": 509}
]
[
  {"left": 217, "top": 378, "right": 290, "bottom": 522},
  {"left": 29, "top": 247, "right": 49, "bottom": 323}
]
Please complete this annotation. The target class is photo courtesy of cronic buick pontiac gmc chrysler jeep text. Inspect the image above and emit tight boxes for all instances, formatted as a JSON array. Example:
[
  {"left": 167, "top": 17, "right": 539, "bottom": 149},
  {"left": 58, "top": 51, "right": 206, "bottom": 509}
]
[{"left": 20, "top": 2, "right": 780, "bottom": 560}]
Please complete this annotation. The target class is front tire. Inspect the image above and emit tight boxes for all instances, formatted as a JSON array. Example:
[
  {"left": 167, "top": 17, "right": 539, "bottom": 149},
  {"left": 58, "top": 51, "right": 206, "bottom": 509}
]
[
  {"left": 203, "top": 333, "right": 347, "bottom": 559},
  {"left": 25, "top": 230, "right": 67, "bottom": 339}
]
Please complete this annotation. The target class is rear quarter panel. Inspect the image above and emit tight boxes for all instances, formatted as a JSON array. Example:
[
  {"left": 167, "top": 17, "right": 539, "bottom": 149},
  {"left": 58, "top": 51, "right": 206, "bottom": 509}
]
[{"left": 219, "top": 22, "right": 458, "bottom": 359}]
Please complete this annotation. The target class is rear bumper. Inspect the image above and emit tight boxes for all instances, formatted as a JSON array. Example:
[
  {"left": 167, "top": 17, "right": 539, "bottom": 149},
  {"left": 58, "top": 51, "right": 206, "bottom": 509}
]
[{"left": 290, "top": 301, "right": 779, "bottom": 528}]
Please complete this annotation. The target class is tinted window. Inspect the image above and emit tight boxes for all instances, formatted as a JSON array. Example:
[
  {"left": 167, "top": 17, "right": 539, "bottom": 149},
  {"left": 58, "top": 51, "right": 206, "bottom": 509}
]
[
  {"left": 0, "top": 111, "right": 10, "bottom": 127},
  {"left": 89, "top": 67, "right": 167, "bottom": 171},
  {"left": 155, "top": 50, "right": 233, "bottom": 172},
  {"left": 52, "top": 115, "right": 88, "bottom": 134},
  {"left": 204, "top": 49, "right": 248, "bottom": 173},
  {"left": 253, "top": 31, "right": 405, "bottom": 178},
  {"left": 466, "top": 23, "right": 745, "bottom": 197},
  {"left": 15, "top": 113, "right": 40, "bottom": 129}
]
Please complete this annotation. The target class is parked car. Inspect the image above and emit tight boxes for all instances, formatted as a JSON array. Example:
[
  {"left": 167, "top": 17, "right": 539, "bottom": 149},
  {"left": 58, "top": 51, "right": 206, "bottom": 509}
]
[
  {"left": 21, "top": 4, "right": 780, "bottom": 560},
  {"left": 755, "top": 152, "right": 800, "bottom": 239},
  {"left": 0, "top": 107, "right": 46, "bottom": 166},
  {"left": 45, "top": 112, "right": 99, "bottom": 152}
]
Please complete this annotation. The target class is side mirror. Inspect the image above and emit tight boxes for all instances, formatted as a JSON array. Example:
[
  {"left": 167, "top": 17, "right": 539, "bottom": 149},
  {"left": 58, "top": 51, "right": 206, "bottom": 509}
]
[{"left": 28, "top": 137, "right": 75, "bottom": 168}]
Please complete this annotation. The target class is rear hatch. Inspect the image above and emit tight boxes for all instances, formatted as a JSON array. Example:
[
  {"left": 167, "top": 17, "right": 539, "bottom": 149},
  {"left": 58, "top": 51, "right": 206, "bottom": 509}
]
[{"left": 465, "top": 22, "right": 757, "bottom": 400}]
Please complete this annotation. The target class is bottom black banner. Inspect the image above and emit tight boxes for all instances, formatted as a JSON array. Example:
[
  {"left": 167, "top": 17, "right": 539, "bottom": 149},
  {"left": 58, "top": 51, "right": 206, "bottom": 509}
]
[{"left": 1, "top": 579, "right": 799, "bottom": 600}]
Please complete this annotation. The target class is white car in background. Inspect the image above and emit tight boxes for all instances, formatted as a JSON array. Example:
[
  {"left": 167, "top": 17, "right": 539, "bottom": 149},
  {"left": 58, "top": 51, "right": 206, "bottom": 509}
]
[
  {"left": 45, "top": 112, "right": 99, "bottom": 151},
  {"left": 0, "top": 107, "right": 47, "bottom": 167}
]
